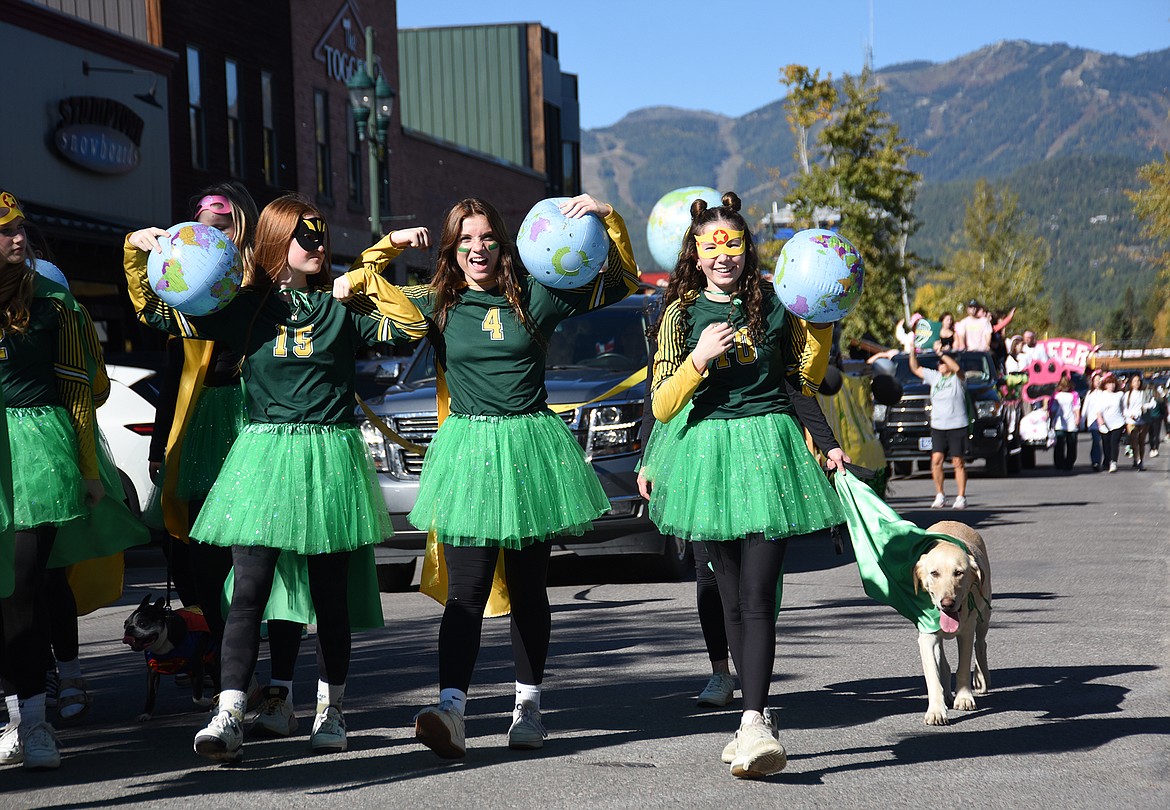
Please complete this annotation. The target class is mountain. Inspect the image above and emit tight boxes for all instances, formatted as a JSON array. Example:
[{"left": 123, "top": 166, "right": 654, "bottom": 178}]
[{"left": 581, "top": 41, "right": 1170, "bottom": 326}]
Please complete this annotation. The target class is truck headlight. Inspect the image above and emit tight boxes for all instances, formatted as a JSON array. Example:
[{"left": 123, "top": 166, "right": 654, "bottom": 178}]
[
  {"left": 974, "top": 401, "right": 1002, "bottom": 420},
  {"left": 359, "top": 419, "right": 390, "bottom": 473},
  {"left": 583, "top": 401, "right": 643, "bottom": 459}
]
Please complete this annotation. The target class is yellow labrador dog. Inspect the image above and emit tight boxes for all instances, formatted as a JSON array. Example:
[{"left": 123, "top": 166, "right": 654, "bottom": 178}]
[{"left": 913, "top": 521, "right": 992, "bottom": 726}]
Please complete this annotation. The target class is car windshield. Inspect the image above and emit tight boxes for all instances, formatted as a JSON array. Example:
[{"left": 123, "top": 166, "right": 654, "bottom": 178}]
[
  {"left": 892, "top": 353, "right": 995, "bottom": 384},
  {"left": 402, "top": 305, "right": 649, "bottom": 385}
]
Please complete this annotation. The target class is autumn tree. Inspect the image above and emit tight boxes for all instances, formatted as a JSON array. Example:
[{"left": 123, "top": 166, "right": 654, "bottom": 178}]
[
  {"left": 1126, "top": 152, "right": 1170, "bottom": 341},
  {"left": 783, "top": 67, "right": 925, "bottom": 343},
  {"left": 780, "top": 65, "right": 836, "bottom": 176}
]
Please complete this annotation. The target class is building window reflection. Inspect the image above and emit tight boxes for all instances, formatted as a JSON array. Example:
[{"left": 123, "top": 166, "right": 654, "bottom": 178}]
[
  {"left": 314, "top": 89, "right": 332, "bottom": 201},
  {"left": 226, "top": 58, "right": 243, "bottom": 177},
  {"left": 261, "top": 71, "right": 278, "bottom": 186},
  {"left": 187, "top": 46, "right": 205, "bottom": 169}
]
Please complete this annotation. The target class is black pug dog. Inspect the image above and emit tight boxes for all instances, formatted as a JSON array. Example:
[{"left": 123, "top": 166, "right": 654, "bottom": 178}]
[{"left": 121, "top": 594, "right": 218, "bottom": 721}]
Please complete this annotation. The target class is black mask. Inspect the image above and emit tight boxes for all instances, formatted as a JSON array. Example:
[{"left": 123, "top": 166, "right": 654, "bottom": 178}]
[{"left": 294, "top": 217, "right": 327, "bottom": 252}]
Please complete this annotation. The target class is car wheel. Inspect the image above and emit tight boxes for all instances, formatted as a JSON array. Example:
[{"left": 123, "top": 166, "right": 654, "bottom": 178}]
[
  {"left": 118, "top": 469, "right": 141, "bottom": 516},
  {"left": 653, "top": 536, "right": 693, "bottom": 581},
  {"left": 892, "top": 461, "right": 913, "bottom": 478},
  {"left": 376, "top": 559, "right": 417, "bottom": 592}
]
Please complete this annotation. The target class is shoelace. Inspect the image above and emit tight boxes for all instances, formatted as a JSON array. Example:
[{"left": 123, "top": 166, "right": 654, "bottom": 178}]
[{"left": 514, "top": 704, "right": 548, "bottom": 738}]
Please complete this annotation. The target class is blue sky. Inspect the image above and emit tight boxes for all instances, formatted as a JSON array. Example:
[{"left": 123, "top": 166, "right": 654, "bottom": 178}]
[{"left": 397, "top": 0, "right": 1170, "bottom": 130}]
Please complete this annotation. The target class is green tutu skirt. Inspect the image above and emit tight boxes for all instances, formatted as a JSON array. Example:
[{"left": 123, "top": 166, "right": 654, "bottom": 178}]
[
  {"left": 648, "top": 410, "right": 845, "bottom": 542},
  {"left": 191, "top": 422, "right": 392, "bottom": 554},
  {"left": 637, "top": 401, "right": 694, "bottom": 483},
  {"left": 48, "top": 431, "right": 151, "bottom": 567},
  {"left": 177, "top": 384, "right": 246, "bottom": 500},
  {"left": 224, "top": 544, "right": 384, "bottom": 630},
  {"left": 8, "top": 406, "right": 87, "bottom": 529},
  {"left": 408, "top": 410, "right": 609, "bottom": 549}
]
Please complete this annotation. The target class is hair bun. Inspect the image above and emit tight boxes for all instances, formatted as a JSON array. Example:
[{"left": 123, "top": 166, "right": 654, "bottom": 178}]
[
  {"left": 721, "top": 192, "right": 741, "bottom": 213},
  {"left": 689, "top": 199, "right": 709, "bottom": 221}
]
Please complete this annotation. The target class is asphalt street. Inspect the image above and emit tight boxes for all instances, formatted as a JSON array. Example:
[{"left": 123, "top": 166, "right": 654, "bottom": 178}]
[{"left": 4, "top": 436, "right": 1169, "bottom": 809}]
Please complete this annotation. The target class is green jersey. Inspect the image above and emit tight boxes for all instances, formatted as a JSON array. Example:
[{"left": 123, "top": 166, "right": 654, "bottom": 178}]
[
  {"left": 129, "top": 281, "right": 426, "bottom": 425},
  {"left": 348, "top": 209, "right": 641, "bottom": 417},
  {"left": 652, "top": 288, "right": 833, "bottom": 425}
]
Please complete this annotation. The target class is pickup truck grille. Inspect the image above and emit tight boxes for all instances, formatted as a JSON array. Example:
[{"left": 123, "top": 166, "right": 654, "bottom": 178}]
[
  {"left": 885, "top": 394, "right": 931, "bottom": 427},
  {"left": 384, "top": 409, "right": 579, "bottom": 479}
]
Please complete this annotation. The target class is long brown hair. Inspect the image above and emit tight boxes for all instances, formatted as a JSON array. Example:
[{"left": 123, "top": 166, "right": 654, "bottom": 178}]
[
  {"left": 648, "top": 191, "right": 766, "bottom": 347},
  {"left": 0, "top": 261, "right": 37, "bottom": 335},
  {"left": 248, "top": 194, "right": 331, "bottom": 292},
  {"left": 430, "top": 198, "right": 536, "bottom": 341}
]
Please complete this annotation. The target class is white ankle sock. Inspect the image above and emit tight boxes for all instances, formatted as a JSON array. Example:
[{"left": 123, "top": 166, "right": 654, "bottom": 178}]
[
  {"left": 515, "top": 681, "right": 541, "bottom": 710},
  {"left": 18, "top": 694, "right": 46, "bottom": 728},
  {"left": 316, "top": 680, "right": 344, "bottom": 714},
  {"left": 740, "top": 709, "right": 763, "bottom": 727},
  {"left": 438, "top": 688, "right": 466, "bottom": 715},
  {"left": 219, "top": 689, "right": 247, "bottom": 720},
  {"left": 5, "top": 695, "right": 21, "bottom": 727},
  {"left": 57, "top": 658, "right": 82, "bottom": 681},
  {"left": 270, "top": 678, "right": 294, "bottom": 705}
]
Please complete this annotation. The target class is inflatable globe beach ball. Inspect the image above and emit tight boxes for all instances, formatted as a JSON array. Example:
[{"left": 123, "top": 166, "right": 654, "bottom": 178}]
[
  {"left": 34, "top": 259, "right": 70, "bottom": 290},
  {"left": 773, "top": 228, "right": 864, "bottom": 323},
  {"left": 146, "top": 222, "right": 242, "bottom": 316},
  {"left": 646, "top": 186, "right": 723, "bottom": 271},
  {"left": 517, "top": 197, "right": 610, "bottom": 290}
]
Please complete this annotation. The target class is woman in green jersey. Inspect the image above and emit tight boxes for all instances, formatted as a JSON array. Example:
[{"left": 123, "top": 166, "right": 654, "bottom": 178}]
[
  {"left": 125, "top": 193, "right": 429, "bottom": 764},
  {"left": 338, "top": 194, "right": 639, "bottom": 758},
  {"left": 0, "top": 191, "right": 145, "bottom": 770},
  {"left": 639, "top": 193, "right": 848, "bottom": 779}
]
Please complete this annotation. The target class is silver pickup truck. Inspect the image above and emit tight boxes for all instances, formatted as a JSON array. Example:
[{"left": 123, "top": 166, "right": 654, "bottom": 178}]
[{"left": 357, "top": 295, "right": 690, "bottom": 590}]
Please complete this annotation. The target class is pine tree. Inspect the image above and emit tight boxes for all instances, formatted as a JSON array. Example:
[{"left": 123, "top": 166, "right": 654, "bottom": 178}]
[
  {"left": 931, "top": 179, "right": 1051, "bottom": 331},
  {"left": 1054, "top": 288, "right": 1081, "bottom": 336},
  {"left": 783, "top": 67, "right": 925, "bottom": 343}
]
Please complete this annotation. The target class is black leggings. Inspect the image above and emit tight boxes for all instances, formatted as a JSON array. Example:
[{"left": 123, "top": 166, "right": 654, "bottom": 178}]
[
  {"left": 692, "top": 540, "right": 728, "bottom": 663},
  {"left": 46, "top": 567, "right": 79, "bottom": 663},
  {"left": 703, "top": 535, "right": 788, "bottom": 713},
  {"left": 219, "top": 546, "right": 351, "bottom": 691},
  {"left": 439, "top": 542, "right": 551, "bottom": 692},
  {"left": 1102, "top": 427, "right": 1124, "bottom": 465},
  {"left": 0, "top": 527, "right": 56, "bottom": 699}
]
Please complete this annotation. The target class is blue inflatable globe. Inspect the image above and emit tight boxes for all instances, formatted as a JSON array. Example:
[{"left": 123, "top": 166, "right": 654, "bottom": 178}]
[
  {"left": 34, "top": 259, "right": 70, "bottom": 290},
  {"left": 146, "top": 222, "right": 242, "bottom": 316},
  {"left": 773, "top": 228, "right": 864, "bottom": 323},
  {"left": 517, "top": 198, "right": 610, "bottom": 289},
  {"left": 645, "top": 186, "right": 723, "bottom": 271}
]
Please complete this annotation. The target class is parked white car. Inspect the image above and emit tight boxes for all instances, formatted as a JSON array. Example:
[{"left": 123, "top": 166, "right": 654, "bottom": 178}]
[{"left": 99, "top": 365, "right": 160, "bottom": 515}]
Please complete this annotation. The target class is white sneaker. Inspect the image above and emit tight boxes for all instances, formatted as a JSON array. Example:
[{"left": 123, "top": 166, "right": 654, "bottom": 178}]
[
  {"left": 1109, "top": 462, "right": 1118, "bottom": 473},
  {"left": 953, "top": 495, "right": 968, "bottom": 510},
  {"left": 722, "top": 707, "right": 777, "bottom": 764},
  {"left": 249, "top": 687, "right": 298, "bottom": 738},
  {"left": 194, "top": 710, "right": 243, "bottom": 764},
  {"left": 1150, "top": 448, "right": 1159, "bottom": 457},
  {"left": 930, "top": 493, "right": 946, "bottom": 509},
  {"left": 729, "top": 714, "right": 786, "bottom": 778},
  {"left": 696, "top": 673, "right": 736, "bottom": 708},
  {"left": 310, "top": 706, "right": 347, "bottom": 753},
  {"left": 414, "top": 700, "right": 466, "bottom": 759},
  {"left": 507, "top": 701, "right": 548, "bottom": 750},
  {"left": 0, "top": 723, "right": 23, "bottom": 765},
  {"left": 21, "top": 722, "right": 61, "bottom": 770}
]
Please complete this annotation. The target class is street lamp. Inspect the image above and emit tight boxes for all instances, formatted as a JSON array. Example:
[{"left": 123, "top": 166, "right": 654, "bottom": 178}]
[{"left": 347, "top": 26, "right": 396, "bottom": 246}]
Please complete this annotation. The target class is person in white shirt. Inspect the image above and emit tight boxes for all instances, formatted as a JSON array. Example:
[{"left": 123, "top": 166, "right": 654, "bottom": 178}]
[
  {"left": 1095, "top": 374, "right": 1127, "bottom": 473},
  {"left": 1122, "top": 374, "right": 1154, "bottom": 471},
  {"left": 1050, "top": 376, "right": 1080, "bottom": 470},
  {"left": 1080, "top": 371, "right": 1106, "bottom": 471},
  {"left": 909, "top": 349, "right": 969, "bottom": 509},
  {"left": 953, "top": 300, "right": 992, "bottom": 353}
]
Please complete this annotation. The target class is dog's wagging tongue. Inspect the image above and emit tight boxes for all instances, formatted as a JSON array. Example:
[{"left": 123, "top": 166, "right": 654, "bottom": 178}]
[{"left": 939, "top": 609, "right": 961, "bottom": 634}]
